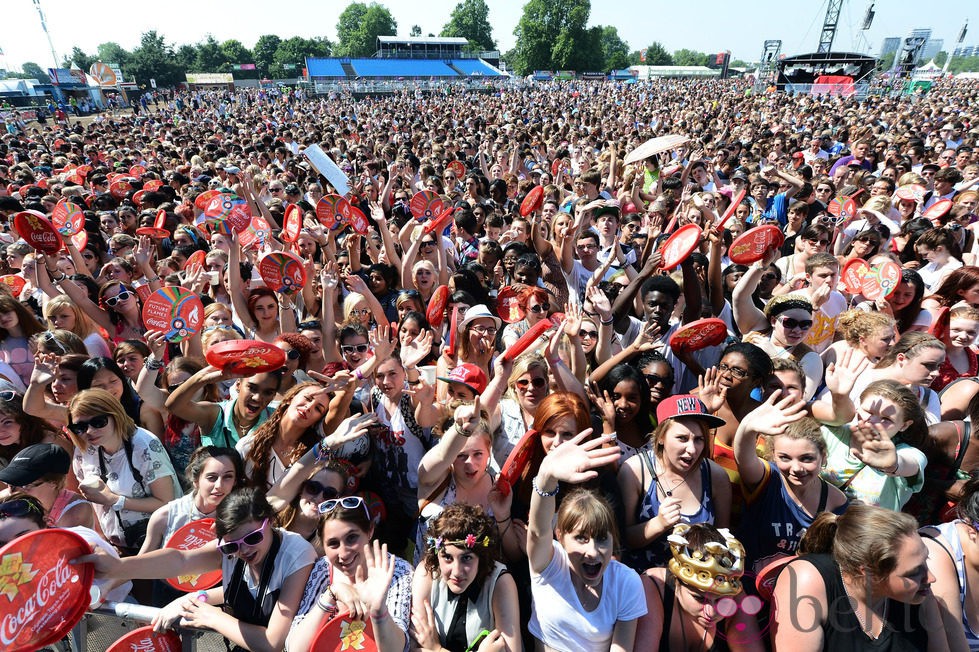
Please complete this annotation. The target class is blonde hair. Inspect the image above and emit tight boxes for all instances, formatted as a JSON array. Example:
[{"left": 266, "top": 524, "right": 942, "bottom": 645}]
[
  {"left": 342, "top": 292, "right": 368, "bottom": 322},
  {"left": 43, "top": 295, "right": 100, "bottom": 339},
  {"left": 862, "top": 195, "right": 891, "bottom": 214},
  {"left": 201, "top": 326, "right": 238, "bottom": 350},
  {"left": 66, "top": 388, "right": 135, "bottom": 449},
  {"left": 837, "top": 309, "right": 895, "bottom": 346},
  {"left": 504, "top": 353, "right": 549, "bottom": 400}
]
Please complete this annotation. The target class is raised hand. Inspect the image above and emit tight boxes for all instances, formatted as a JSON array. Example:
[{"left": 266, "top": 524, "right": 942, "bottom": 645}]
[
  {"left": 355, "top": 539, "right": 396, "bottom": 618},
  {"left": 849, "top": 418, "right": 898, "bottom": 471},
  {"left": 453, "top": 395, "right": 482, "bottom": 436},
  {"left": 740, "top": 389, "right": 808, "bottom": 437},
  {"left": 538, "top": 430, "right": 621, "bottom": 486},
  {"left": 410, "top": 600, "right": 442, "bottom": 652},
  {"left": 824, "top": 347, "right": 871, "bottom": 397},
  {"left": 697, "top": 367, "right": 729, "bottom": 414},
  {"left": 563, "top": 301, "right": 583, "bottom": 336},
  {"left": 631, "top": 319, "right": 662, "bottom": 352},
  {"left": 587, "top": 386, "right": 617, "bottom": 427},
  {"left": 369, "top": 324, "right": 395, "bottom": 361},
  {"left": 586, "top": 285, "right": 612, "bottom": 322},
  {"left": 400, "top": 329, "right": 434, "bottom": 369}
]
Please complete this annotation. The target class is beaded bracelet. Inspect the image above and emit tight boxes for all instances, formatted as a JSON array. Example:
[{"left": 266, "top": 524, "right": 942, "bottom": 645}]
[{"left": 532, "top": 476, "right": 559, "bottom": 498}]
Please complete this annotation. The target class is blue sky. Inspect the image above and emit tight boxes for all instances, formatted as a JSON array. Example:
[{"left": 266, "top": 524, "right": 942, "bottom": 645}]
[{"left": 1, "top": 0, "right": 976, "bottom": 71}]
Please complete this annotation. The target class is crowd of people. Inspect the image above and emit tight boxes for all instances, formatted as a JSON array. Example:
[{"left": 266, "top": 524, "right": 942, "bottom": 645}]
[{"left": 0, "top": 75, "right": 978, "bottom": 651}]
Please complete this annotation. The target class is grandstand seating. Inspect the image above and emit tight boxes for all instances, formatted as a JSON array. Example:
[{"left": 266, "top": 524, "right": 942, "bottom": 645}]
[
  {"left": 305, "top": 57, "right": 506, "bottom": 80},
  {"left": 305, "top": 59, "right": 347, "bottom": 78}
]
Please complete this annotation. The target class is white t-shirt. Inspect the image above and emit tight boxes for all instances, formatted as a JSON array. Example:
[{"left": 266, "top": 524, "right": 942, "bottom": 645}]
[
  {"left": 919, "top": 259, "right": 963, "bottom": 293},
  {"left": 529, "top": 541, "right": 646, "bottom": 652},
  {"left": 73, "top": 427, "right": 182, "bottom": 543},
  {"left": 221, "top": 529, "right": 316, "bottom": 616}
]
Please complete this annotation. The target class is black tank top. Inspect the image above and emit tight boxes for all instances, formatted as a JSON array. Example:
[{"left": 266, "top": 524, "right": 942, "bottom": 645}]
[{"left": 792, "top": 554, "right": 927, "bottom": 651}]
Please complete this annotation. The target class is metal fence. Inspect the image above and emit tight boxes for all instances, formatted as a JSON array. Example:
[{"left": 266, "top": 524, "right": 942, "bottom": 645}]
[{"left": 61, "top": 601, "right": 226, "bottom": 652}]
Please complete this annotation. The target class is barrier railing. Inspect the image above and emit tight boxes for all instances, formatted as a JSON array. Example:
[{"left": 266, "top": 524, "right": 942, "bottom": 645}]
[{"left": 68, "top": 601, "right": 226, "bottom": 652}]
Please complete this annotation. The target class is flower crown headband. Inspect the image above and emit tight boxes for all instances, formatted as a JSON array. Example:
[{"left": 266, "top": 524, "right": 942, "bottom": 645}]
[{"left": 426, "top": 534, "right": 491, "bottom": 551}]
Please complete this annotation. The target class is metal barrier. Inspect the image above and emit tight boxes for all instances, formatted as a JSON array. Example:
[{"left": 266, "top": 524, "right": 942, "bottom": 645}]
[{"left": 67, "top": 601, "right": 227, "bottom": 652}]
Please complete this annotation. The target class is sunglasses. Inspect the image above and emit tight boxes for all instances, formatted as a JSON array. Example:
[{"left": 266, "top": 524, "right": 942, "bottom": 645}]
[
  {"left": 398, "top": 290, "right": 421, "bottom": 300},
  {"left": 529, "top": 302, "right": 551, "bottom": 314},
  {"left": 217, "top": 518, "right": 268, "bottom": 555},
  {"left": 341, "top": 344, "right": 370, "bottom": 354},
  {"left": 281, "top": 348, "right": 301, "bottom": 361},
  {"left": 318, "top": 495, "right": 371, "bottom": 521},
  {"left": 779, "top": 317, "right": 813, "bottom": 331},
  {"left": 104, "top": 290, "right": 132, "bottom": 307},
  {"left": 302, "top": 480, "right": 340, "bottom": 500},
  {"left": 421, "top": 240, "right": 436, "bottom": 247},
  {"left": 516, "top": 377, "right": 547, "bottom": 390},
  {"left": 0, "top": 498, "right": 42, "bottom": 520},
  {"left": 67, "top": 414, "right": 110, "bottom": 436},
  {"left": 644, "top": 373, "right": 673, "bottom": 387},
  {"left": 0, "top": 390, "right": 17, "bottom": 402},
  {"left": 298, "top": 321, "right": 321, "bottom": 331},
  {"left": 580, "top": 330, "right": 598, "bottom": 339}
]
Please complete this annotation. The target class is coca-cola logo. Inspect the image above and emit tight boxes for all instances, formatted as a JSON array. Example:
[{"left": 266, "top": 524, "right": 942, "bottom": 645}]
[{"left": 0, "top": 555, "right": 75, "bottom": 646}]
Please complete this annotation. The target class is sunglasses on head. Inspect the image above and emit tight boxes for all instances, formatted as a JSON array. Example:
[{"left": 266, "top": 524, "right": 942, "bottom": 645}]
[
  {"left": 302, "top": 480, "right": 340, "bottom": 500},
  {"left": 341, "top": 344, "right": 370, "bottom": 354},
  {"left": 318, "top": 495, "right": 371, "bottom": 521},
  {"left": 516, "top": 377, "right": 547, "bottom": 390},
  {"left": 67, "top": 414, "right": 110, "bottom": 436},
  {"left": 217, "top": 518, "right": 268, "bottom": 555},
  {"left": 104, "top": 290, "right": 131, "bottom": 307},
  {"left": 0, "top": 498, "right": 42, "bottom": 520},
  {"left": 779, "top": 317, "right": 813, "bottom": 331},
  {"left": 529, "top": 302, "right": 551, "bottom": 314},
  {"left": 298, "top": 320, "right": 321, "bottom": 331}
]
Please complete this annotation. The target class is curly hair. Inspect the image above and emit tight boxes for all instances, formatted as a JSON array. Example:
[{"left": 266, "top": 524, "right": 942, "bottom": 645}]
[
  {"left": 274, "top": 332, "right": 313, "bottom": 370},
  {"left": 837, "top": 310, "right": 895, "bottom": 346},
  {"left": 423, "top": 503, "right": 500, "bottom": 587},
  {"left": 244, "top": 382, "right": 322, "bottom": 489}
]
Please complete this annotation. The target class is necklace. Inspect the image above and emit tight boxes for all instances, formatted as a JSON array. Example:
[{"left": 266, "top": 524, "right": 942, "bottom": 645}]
[
  {"left": 654, "top": 459, "right": 687, "bottom": 497},
  {"left": 840, "top": 570, "right": 887, "bottom": 640}
]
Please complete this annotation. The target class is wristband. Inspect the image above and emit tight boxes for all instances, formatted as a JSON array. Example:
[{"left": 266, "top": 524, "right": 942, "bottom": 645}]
[
  {"left": 600, "top": 316, "right": 614, "bottom": 325},
  {"left": 112, "top": 495, "right": 126, "bottom": 511},
  {"left": 145, "top": 276, "right": 161, "bottom": 283},
  {"left": 312, "top": 441, "right": 333, "bottom": 463},
  {"left": 532, "top": 476, "right": 559, "bottom": 498},
  {"left": 354, "top": 368, "right": 364, "bottom": 382},
  {"left": 145, "top": 356, "right": 164, "bottom": 371}
]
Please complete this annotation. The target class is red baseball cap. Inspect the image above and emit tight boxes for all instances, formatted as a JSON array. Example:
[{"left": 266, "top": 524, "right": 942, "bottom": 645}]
[
  {"left": 438, "top": 363, "right": 488, "bottom": 394},
  {"left": 656, "top": 394, "right": 726, "bottom": 428}
]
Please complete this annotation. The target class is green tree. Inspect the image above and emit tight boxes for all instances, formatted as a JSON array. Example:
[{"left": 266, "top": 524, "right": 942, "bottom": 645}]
[
  {"left": 335, "top": 2, "right": 397, "bottom": 57},
  {"left": 643, "top": 42, "right": 673, "bottom": 65},
  {"left": 64, "top": 47, "right": 96, "bottom": 72},
  {"left": 19, "top": 62, "right": 50, "bottom": 82},
  {"left": 221, "top": 39, "right": 252, "bottom": 65},
  {"left": 441, "top": 0, "right": 496, "bottom": 51},
  {"left": 730, "top": 58, "right": 749, "bottom": 68},
  {"left": 510, "top": 0, "right": 594, "bottom": 75},
  {"left": 253, "top": 34, "right": 282, "bottom": 75},
  {"left": 410, "top": 25, "right": 422, "bottom": 37},
  {"left": 599, "top": 25, "right": 629, "bottom": 71},
  {"left": 129, "top": 31, "right": 182, "bottom": 88},
  {"left": 878, "top": 51, "right": 896, "bottom": 71},
  {"left": 96, "top": 42, "right": 131, "bottom": 67},
  {"left": 194, "top": 35, "right": 227, "bottom": 72},
  {"left": 174, "top": 44, "right": 198, "bottom": 72},
  {"left": 272, "top": 36, "right": 331, "bottom": 77},
  {"left": 672, "top": 48, "right": 708, "bottom": 66},
  {"left": 934, "top": 51, "right": 948, "bottom": 66},
  {"left": 948, "top": 55, "right": 979, "bottom": 73}
]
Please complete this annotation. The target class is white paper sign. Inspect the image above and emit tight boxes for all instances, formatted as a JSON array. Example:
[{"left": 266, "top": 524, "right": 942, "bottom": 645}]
[{"left": 303, "top": 144, "right": 350, "bottom": 196}]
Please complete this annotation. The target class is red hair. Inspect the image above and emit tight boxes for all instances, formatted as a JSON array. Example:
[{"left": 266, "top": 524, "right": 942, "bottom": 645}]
[{"left": 532, "top": 392, "right": 590, "bottom": 433}]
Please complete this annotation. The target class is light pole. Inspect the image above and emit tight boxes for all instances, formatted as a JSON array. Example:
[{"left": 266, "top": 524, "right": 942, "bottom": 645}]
[
  {"left": 942, "top": 20, "right": 968, "bottom": 75},
  {"left": 32, "top": 0, "right": 60, "bottom": 71}
]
